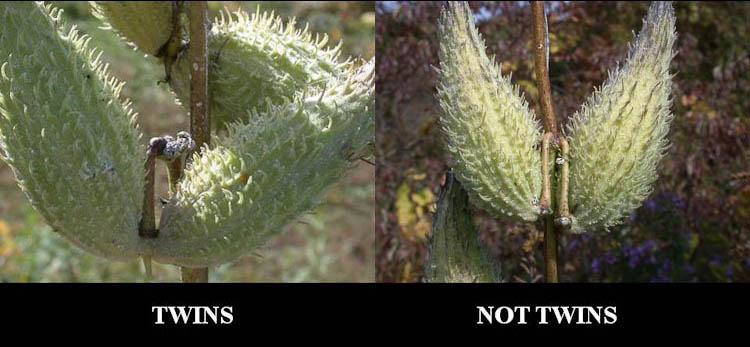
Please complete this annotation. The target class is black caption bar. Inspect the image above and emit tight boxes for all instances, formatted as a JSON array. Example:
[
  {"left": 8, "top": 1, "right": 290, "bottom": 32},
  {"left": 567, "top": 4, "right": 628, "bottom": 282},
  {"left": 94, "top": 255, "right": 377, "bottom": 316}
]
[{"left": 0, "top": 283, "right": 747, "bottom": 337}]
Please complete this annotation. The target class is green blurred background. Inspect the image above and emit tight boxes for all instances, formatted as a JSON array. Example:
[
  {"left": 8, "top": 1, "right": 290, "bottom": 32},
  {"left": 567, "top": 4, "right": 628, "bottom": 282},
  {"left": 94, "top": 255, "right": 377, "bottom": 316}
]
[{"left": 0, "top": 1, "right": 375, "bottom": 282}]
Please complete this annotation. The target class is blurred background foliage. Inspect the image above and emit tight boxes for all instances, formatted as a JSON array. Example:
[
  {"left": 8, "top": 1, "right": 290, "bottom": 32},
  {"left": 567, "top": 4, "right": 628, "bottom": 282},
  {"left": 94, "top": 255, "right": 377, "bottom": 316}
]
[
  {"left": 376, "top": 1, "right": 750, "bottom": 282},
  {"left": 0, "top": 1, "right": 374, "bottom": 282}
]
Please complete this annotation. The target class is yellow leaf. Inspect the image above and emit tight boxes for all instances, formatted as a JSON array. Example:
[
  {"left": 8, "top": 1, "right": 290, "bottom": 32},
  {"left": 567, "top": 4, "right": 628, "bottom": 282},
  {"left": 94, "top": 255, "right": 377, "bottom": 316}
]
[
  {"left": 411, "top": 187, "right": 434, "bottom": 207},
  {"left": 395, "top": 183, "right": 416, "bottom": 229},
  {"left": 409, "top": 172, "right": 427, "bottom": 181},
  {"left": 395, "top": 183, "right": 433, "bottom": 242}
]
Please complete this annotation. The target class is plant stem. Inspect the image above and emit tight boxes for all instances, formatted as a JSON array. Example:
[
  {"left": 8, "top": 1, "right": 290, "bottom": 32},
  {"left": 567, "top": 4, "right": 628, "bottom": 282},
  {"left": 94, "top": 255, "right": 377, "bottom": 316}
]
[
  {"left": 138, "top": 140, "right": 164, "bottom": 238},
  {"left": 539, "top": 132, "right": 553, "bottom": 214},
  {"left": 544, "top": 214, "right": 558, "bottom": 281},
  {"left": 531, "top": 1, "right": 560, "bottom": 282},
  {"left": 167, "top": 157, "right": 183, "bottom": 192},
  {"left": 188, "top": 1, "right": 210, "bottom": 147},
  {"left": 156, "top": 1, "right": 185, "bottom": 82},
  {"left": 181, "top": 266, "right": 208, "bottom": 282},
  {"left": 531, "top": 1, "right": 558, "bottom": 141},
  {"left": 556, "top": 138, "right": 570, "bottom": 223},
  {"left": 181, "top": 0, "right": 209, "bottom": 283}
]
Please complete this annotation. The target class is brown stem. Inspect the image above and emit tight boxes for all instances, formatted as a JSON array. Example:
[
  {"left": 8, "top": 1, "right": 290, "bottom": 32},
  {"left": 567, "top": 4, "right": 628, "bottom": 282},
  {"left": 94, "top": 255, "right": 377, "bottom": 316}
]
[
  {"left": 189, "top": 1, "right": 210, "bottom": 152},
  {"left": 544, "top": 214, "right": 558, "bottom": 281},
  {"left": 181, "top": 0, "right": 210, "bottom": 283},
  {"left": 181, "top": 267, "right": 208, "bottom": 282},
  {"left": 539, "top": 132, "right": 553, "bottom": 215},
  {"left": 156, "top": 1, "right": 185, "bottom": 83},
  {"left": 531, "top": 1, "right": 559, "bottom": 283},
  {"left": 139, "top": 140, "right": 165, "bottom": 239},
  {"left": 555, "top": 137, "right": 570, "bottom": 228},
  {"left": 167, "top": 157, "right": 183, "bottom": 191},
  {"left": 531, "top": 1, "right": 558, "bottom": 140}
]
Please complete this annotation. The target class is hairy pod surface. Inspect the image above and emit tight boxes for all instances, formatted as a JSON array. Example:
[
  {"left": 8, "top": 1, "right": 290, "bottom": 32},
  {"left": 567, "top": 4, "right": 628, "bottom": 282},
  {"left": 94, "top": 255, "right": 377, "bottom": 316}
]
[
  {"left": 90, "top": 1, "right": 173, "bottom": 56},
  {"left": 0, "top": 2, "right": 145, "bottom": 260},
  {"left": 426, "top": 174, "right": 501, "bottom": 283},
  {"left": 566, "top": 1, "right": 676, "bottom": 233},
  {"left": 151, "top": 58, "right": 374, "bottom": 267},
  {"left": 436, "top": 1, "right": 543, "bottom": 222},
  {"left": 169, "top": 7, "right": 353, "bottom": 130}
]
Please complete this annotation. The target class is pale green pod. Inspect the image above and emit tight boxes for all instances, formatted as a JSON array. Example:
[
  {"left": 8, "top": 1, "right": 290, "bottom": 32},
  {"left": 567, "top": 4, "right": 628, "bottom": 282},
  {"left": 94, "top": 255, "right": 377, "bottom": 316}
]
[
  {"left": 0, "top": 2, "right": 145, "bottom": 260},
  {"left": 425, "top": 173, "right": 501, "bottom": 283},
  {"left": 169, "top": 7, "right": 353, "bottom": 130},
  {"left": 566, "top": 1, "right": 677, "bottom": 233},
  {"left": 151, "top": 58, "right": 374, "bottom": 267},
  {"left": 436, "top": 1, "right": 543, "bottom": 222},
  {"left": 90, "top": 1, "right": 173, "bottom": 56}
]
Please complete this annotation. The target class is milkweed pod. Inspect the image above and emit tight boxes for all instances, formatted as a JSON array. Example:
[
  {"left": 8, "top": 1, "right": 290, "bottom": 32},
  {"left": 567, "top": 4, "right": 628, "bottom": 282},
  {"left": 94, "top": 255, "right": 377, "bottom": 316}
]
[
  {"left": 0, "top": 2, "right": 145, "bottom": 260},
  {"left": 168, "top": 7, "right": 353, "bottom": 130},
  {"left": 436, "top": 1, "right": 543, "bottom": 222},
  {"left": 90, "top": 1, "right": 173, "bottom": 56},
  {"left": 151, "top": 58, "right": 374, "bottom": 267},
  {"left": 566, "top": 1, "right": 677, "bottom": 233},
  {"left": 425, "top": 173, "right": 501, "bottom": 283}
]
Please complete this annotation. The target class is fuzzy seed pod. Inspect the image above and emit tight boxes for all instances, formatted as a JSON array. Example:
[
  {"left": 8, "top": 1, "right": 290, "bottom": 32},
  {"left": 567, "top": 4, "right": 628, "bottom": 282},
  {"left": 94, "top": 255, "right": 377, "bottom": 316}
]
[
  {"left": 566, "top": 1, "right": 677, "bottom": 233},
  {"left": 90, "top": 1, "right": 173, "bottom": 56},
  {"left": 0, "top": 2, "right": 145, "bottom": 260},
  {"left": 150, "top": 58, "right": 374, "bottom": 267},
  {"left": 426, "top": 173, "right": 501, "bottom": 283},
  {"left": 168, "top": 7, "right": 353, "bottom": 130},
  {"left": 436, "top": 1, "right": 543, "bottom": 222}
]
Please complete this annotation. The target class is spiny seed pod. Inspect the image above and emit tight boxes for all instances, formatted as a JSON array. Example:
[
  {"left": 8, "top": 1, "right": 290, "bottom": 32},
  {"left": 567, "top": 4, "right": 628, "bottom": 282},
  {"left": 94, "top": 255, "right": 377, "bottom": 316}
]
[
  {"left": 168, "top": 7, "right": 353, "bottom": 130},
  {"left": 150, "top": 58, "right": 374, "bottom": 267},
  {"left": 90, "top": 1, "right": 173, "bottom": 56},
  {"left": 0, "top": 2, "right": 145, "bottom": 260},
  {"left": 566, "top": 1, "right": 677, "bottom": 233},
  {"left": 425, "top": 173, "right": 501, "bottom": 283},
  {"left": 436, "top": 1, "right": 543, "bottom": 222}
]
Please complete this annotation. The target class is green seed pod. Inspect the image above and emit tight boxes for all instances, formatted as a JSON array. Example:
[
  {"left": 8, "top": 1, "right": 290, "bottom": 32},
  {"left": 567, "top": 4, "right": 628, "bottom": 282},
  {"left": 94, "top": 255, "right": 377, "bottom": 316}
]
[
  {"left": 168, "top": 7, "right": 353, "bottom": 130},
  {"left": 90, "top": 1, "right": 173, "bottom": 56},
  {"left": 566, "top": 1, "right": 677, "bottom": 233},
  {"left": 426, "top": 173, "right": 501, "bottom": 283},
  {"left": 0, "top": 2, "right": 145, "bottom": 260},
  {"left": 151, "top": 58, "right": 374, "bottom": 267},
  {"left": 436, "top": 1, "right": 543, "bottom": 222}
]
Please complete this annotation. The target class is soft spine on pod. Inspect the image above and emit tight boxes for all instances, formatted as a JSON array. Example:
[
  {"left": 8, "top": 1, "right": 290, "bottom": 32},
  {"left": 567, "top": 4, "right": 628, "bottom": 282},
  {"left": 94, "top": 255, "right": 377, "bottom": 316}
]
[
  {"left": 425, "top": 173, "right": 501, "bottom": 283},
  {"left": 566, "top": 1, "right": 677, "bottom": 233},
  {"left": 0, "top": 2, "right": 145, "bottom": 260},
  {"left": 168, "top": 7, "right": 353, "bottom": 129},
  {"left": 89, "top": 1, "right": 173, "bottom": 56},
  {"left": 151, "top": 58, "right": 375, "bottom": 267},
  {"left": 436, "top": 1, "right": 543, "bottom": 222}
]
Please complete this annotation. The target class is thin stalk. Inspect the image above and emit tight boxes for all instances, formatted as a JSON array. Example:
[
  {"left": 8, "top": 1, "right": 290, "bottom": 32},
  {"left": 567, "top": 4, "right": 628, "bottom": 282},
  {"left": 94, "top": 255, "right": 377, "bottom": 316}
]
[
  {"left": 167, "top": 157, "right": 183, "bottom": 192},
  {"left": 531, "top": 1, "right": 558, "bottom": 141},
  {"left": 181, "top": 0, "right": 210, "bottom": 283},
  {"left": 188, "top": 1, "right": 210, "bottom": 146},
  {"left": 156, "top": 1, "right": 185, "bottom": 83},
  {"left": 544, "top": 214, "right": 558, "bottom": 281},
  {"left": 139, "top": 138, "right": 166, "bottom": 281},
  {"left": 138, "top": 139, "right": 165, "bottom": 239},
  {"left": 555, "top": 138, "right": 571, "bottom": 229},
  {"left": 531, "top": 1, "right": 560, "bottom": 283},
  {"left": 539, "top": 132, "right": 553, "bottom": 215}
]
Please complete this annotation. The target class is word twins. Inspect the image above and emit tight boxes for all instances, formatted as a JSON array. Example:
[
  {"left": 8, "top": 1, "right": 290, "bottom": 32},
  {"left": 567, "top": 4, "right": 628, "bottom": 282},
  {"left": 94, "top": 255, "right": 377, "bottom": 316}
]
[{"left": 477, "top": 306, "right": 617, "bottom": 325}]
